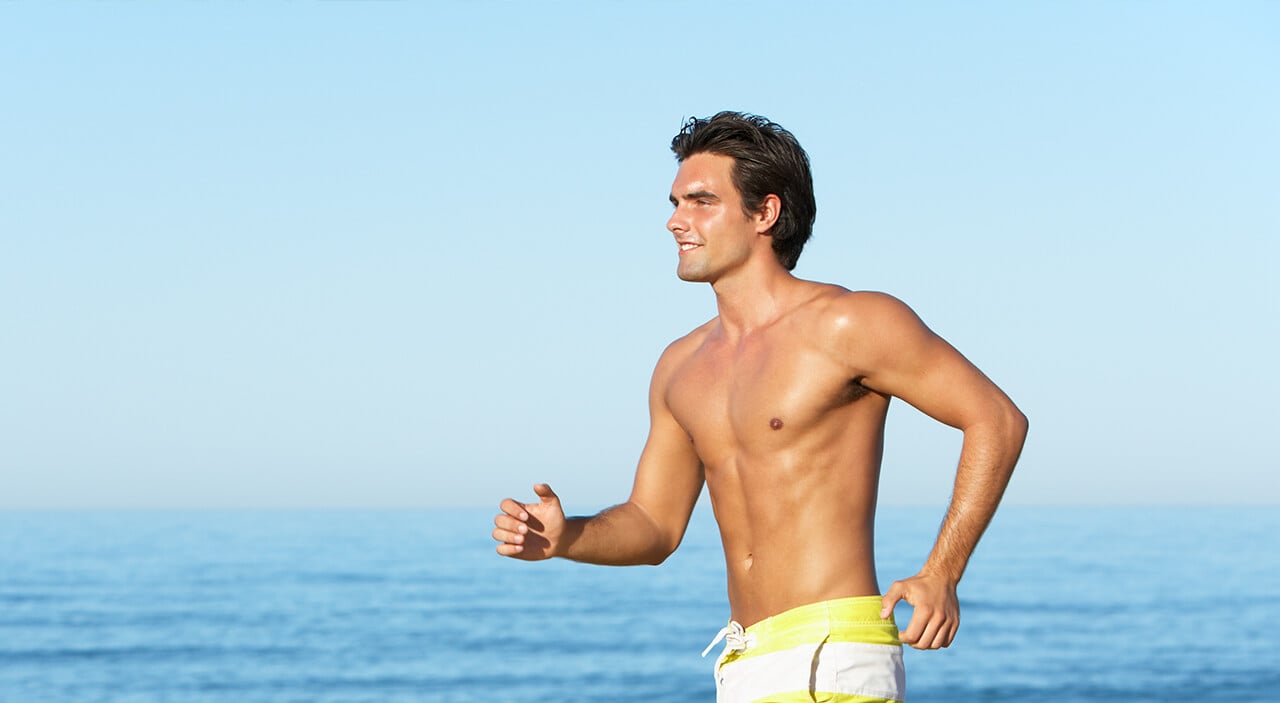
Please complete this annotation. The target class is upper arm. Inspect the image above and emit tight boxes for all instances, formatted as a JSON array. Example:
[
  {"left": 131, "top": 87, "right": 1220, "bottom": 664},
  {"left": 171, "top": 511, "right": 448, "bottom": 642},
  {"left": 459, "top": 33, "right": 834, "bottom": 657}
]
[
  {"left": 625, "top": 342, "right": 705, "bottom": 554},
  {"left": 836, "top": 293, "right": 1023, "bottom": 432}
]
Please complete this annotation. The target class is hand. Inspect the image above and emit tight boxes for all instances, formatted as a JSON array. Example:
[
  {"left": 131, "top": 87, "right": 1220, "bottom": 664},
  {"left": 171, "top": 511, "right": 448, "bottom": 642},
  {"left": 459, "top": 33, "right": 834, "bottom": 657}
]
[
  {"left": 879, "top": 572, "right": 960, "bottom": 650},
  {"left": 493, "top": 483, "right": 566, "bottom": 560}
]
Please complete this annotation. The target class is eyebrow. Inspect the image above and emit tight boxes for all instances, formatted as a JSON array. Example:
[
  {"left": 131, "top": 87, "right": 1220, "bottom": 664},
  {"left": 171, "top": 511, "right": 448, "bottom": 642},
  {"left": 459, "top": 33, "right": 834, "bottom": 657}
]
[{"left": 669, "top": 189, "right": 720, "bottom": 205}]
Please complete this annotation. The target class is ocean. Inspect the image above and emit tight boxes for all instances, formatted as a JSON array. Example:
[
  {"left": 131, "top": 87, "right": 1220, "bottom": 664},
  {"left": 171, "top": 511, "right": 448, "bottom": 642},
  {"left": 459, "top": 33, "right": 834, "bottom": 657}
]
[{"left": 1, "top": 506, "right": 1276, "bottom": 702}]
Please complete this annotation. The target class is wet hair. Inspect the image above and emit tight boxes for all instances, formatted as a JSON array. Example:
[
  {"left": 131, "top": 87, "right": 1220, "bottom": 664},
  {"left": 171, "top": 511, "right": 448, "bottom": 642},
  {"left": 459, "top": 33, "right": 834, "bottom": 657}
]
[{"left": 670, "top": 111, "right": 816, "bottom": 271}]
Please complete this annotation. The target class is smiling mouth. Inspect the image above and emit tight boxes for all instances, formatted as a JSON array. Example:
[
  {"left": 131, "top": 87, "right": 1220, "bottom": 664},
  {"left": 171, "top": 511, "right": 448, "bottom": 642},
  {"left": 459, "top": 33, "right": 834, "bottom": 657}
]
[{"left": 678, "top": 243, "right": 701, "bottom": 253}]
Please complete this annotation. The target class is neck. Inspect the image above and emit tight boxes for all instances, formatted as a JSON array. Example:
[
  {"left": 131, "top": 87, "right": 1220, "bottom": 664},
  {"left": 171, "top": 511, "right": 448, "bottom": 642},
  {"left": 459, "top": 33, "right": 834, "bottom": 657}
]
[{"left": 709, "top": 259, "right": 800, "bottom": 337}]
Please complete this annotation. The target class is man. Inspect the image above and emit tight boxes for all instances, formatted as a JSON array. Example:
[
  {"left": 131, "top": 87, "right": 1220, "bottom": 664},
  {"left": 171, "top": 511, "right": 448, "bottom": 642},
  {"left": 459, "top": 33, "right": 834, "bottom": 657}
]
[{"left": 492, "top": 112, "right": 1027, "bottom": 703}]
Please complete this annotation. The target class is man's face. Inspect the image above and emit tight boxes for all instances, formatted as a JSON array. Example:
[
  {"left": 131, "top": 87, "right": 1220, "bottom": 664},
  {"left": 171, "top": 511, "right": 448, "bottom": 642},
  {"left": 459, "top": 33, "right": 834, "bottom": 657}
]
[{"left": 666, "top": 152, "right": 761, "bottom": 283}]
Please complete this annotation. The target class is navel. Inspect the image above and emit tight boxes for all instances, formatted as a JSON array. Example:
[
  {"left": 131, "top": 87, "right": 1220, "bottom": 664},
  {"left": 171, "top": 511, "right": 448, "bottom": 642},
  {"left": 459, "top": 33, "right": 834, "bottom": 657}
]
[{"left": 769, "top": 417, "right": 783, "bottom": 430}]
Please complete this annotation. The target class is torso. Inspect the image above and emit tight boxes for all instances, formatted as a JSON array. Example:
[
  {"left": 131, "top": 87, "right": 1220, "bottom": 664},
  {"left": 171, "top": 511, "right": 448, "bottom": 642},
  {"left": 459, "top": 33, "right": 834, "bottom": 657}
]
[{"left": 663, "top": 283, "right": 890, "bottom": 627}]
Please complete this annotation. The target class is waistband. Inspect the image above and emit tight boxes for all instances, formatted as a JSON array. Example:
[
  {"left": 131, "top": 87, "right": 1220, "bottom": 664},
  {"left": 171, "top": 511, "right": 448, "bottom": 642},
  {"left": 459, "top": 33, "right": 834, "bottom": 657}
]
[{"left": 704, "top": 596, "right": 900, "bottom": 662}]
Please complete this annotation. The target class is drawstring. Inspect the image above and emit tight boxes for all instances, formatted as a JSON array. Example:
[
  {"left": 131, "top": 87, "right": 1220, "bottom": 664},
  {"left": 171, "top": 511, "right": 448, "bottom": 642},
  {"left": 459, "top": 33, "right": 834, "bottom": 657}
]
[{"left": 701, "top": 621, "right": 755, "bottom": 658}]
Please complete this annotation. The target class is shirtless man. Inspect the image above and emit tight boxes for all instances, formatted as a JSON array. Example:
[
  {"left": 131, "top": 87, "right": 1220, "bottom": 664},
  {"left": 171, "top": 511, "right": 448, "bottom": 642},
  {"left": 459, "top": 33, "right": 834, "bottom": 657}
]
[{"left": 493, "top": 112, "right": 1027, "bottom": 703}]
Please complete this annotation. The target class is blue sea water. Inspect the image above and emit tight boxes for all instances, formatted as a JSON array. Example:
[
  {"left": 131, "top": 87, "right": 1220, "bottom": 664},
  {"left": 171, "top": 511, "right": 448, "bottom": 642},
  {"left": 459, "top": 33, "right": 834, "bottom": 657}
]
[{"left": 1, "top": 506, "right": 1277, "bottom": 702}]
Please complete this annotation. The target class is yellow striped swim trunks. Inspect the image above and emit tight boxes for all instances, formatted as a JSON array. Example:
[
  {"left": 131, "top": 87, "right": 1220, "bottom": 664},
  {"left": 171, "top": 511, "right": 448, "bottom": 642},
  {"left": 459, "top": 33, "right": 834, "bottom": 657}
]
[{"left": 703, "top": 596, "right": 905, "bottom": 703}]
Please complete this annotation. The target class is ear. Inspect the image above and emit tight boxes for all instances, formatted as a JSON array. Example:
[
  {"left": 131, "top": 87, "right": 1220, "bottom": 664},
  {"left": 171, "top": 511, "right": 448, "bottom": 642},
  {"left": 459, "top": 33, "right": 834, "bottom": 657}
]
[{"left": 754, "top": 194, "right": 782, "bottom": 235}]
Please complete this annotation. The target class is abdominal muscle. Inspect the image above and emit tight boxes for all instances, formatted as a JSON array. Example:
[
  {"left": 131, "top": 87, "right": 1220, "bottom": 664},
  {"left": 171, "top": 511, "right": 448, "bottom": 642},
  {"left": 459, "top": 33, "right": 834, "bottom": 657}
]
[{"left": 707, "top": 449, "right": 883, "bottom": 628}]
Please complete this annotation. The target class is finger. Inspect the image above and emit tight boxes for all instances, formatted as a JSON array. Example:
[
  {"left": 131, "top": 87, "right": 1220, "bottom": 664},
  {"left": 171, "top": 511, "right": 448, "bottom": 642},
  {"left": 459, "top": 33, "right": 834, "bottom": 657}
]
[
  {"left": 533, "top": 483, "right": 559, "bottom": 505},
  {"left": 912, "top": 614, "right": 943, "bottom": 651},
  {"left": 495, "top": 542, "right": 524, "bottom": 557},
  {"left": 925, "top": 612, "right": 956, "bottom": 650},
  {"left": 499, "top": 498, "right": 530, "bottom": 521},
  {"left": 926, "top": 621, "right": 953, "bottom": 650},
  {"left": 899, "top": 604, "right": 930, "bottom": 645},
  {"left": 880, "top": 582, "right": 905, "bottom": 619},
  {"left": 491, "top": 527, "right": 525, "bottom": 545},
  {"left": 494, "top": 514, "right": 529, "bottom": 534},
  {"left": 938, "top": 619, "right": 959, "bottom": 649}
]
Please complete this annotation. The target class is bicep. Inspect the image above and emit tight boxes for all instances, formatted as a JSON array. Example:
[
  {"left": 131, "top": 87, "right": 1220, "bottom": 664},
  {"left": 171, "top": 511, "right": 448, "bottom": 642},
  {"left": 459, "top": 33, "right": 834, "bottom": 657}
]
[{"left": 626, "top": 362, "right": 704, "bottom": 549}]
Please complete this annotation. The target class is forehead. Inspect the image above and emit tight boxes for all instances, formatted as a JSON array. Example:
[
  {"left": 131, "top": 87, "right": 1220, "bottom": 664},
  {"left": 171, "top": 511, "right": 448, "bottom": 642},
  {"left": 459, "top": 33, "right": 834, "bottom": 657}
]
[{"left": 670, "top": 152, "right": 739, "bottom": 197}]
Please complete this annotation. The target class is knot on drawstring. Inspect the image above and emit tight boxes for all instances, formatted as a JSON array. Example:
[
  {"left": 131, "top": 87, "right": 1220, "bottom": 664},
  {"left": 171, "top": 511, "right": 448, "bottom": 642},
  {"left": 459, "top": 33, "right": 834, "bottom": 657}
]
[{"left": 701, "top": 621, "right": 755, "bottom": 658}]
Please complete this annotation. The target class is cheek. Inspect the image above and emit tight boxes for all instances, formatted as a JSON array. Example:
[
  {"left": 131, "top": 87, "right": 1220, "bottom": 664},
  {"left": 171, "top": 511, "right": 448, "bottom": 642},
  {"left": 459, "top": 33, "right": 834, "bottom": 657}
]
[{"left": 696, "top": 210, "right": 724, "bottom": 231}]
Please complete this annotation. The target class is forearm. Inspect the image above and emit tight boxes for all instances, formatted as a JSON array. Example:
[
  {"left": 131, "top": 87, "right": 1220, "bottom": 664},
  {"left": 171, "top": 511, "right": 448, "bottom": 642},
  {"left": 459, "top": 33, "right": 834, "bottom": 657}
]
[
  {"left": 558, "top": 501, "right": 674, "bottom": 566},
  {"left": 922, "top": 407, "right": 1028, "bottom": 582}
]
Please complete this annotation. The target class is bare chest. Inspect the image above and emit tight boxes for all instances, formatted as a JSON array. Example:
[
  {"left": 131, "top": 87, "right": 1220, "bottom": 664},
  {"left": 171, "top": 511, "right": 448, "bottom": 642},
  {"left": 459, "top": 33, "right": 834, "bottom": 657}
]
[{"left": 665, "top": 336, "right": 870, "bottom": 462}]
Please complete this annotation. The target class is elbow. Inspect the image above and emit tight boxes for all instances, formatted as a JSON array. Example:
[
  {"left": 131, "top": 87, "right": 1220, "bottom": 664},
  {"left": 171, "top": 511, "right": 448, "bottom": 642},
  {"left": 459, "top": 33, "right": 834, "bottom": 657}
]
[
  {"left": 974, "top": 399, "right": 1027, "bottom": 441},
  {"left": 1003, "top": 403, "right": 1029, "bottom": 461},
  {"left": 973, "top": 400, "right": 1027, "bottom": 457},
  {"left": 625, "top": 501, "right": 684, "bottom": 566},
  {"left": 1011, "top": 405, "right": 1029, "bottom": 441},
  {"left": 644, "top": 540, "right": 680, "bottom": 566}
]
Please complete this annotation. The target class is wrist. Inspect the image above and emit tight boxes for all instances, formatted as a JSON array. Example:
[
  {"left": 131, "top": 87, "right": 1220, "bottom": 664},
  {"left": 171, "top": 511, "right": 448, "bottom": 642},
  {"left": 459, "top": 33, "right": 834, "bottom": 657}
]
[
  {"left": 919, "top": 561, "right": 963, "bottom": 585},
  {"left": 555, "top": 516, "right": 586, "bottom": 559}
]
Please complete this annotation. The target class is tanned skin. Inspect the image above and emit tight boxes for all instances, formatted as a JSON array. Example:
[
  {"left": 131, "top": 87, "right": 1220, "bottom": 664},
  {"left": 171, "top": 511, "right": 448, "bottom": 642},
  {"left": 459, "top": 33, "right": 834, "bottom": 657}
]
[{"left": 493, "top": 152, "right": 1027, "bottom": 650}]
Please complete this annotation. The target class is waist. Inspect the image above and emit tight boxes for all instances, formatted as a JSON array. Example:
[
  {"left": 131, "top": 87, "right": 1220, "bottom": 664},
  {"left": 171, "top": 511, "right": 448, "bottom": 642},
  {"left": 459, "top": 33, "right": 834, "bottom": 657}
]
[
  {"left": 739, "top": 596, "right": 900, "bottom": 655},
  {"left": 726, "top": 565, "right": 880, "bottom": 627}
]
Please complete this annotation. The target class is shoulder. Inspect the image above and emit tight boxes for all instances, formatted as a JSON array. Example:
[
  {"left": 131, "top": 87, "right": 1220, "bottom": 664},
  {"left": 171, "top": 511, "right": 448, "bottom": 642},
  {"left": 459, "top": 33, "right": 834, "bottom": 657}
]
[
  {"left": 801, "top": 287, "right": 934, "bottom": 369},
  {"left": 652, "top": 317, "right": 716, "bottom": 379},
  {"left": 803, "top": 286, "right": 924, "bottom": 337}
]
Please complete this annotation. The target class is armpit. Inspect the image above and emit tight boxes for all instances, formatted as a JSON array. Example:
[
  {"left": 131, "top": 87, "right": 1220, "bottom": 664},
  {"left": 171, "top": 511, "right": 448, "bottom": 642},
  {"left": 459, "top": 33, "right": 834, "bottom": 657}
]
[{"left": 840, "top": 375, "right": 873, "bottom": 403}]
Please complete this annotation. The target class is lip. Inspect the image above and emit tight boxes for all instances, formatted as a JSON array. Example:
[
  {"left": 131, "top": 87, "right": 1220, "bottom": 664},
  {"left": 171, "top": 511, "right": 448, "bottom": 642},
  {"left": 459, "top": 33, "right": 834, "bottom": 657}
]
[{"left": 677, "top": 242, "right": 702, "bottom": 255}]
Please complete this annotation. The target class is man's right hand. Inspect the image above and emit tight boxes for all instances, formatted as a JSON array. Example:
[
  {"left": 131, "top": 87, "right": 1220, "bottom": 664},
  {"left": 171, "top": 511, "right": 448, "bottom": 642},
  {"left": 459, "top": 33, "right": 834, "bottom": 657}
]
[{"left": 493, "top": 483, "right": 566, "bottom": 560}]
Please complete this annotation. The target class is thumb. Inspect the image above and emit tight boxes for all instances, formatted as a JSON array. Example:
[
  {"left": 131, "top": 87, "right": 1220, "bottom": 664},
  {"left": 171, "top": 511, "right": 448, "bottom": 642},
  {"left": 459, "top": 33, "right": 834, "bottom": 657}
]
[
  {"left": 533, "top": 483, "right": 559, "bottom": 505},
  {"left": 880, "top": 581, "right": 904, "bottom": 619}
]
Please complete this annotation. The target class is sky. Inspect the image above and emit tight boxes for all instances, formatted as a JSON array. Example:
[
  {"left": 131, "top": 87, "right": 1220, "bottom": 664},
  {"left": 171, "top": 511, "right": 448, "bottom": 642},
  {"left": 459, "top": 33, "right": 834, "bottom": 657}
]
[{"left": 1, "top": 2, "right": 1276, "bottom": 510}]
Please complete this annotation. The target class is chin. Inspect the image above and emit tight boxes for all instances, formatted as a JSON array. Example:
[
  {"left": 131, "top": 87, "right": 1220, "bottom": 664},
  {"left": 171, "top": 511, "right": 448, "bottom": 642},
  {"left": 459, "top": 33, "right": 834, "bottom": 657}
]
[{"left": 676, "top": 267, "right": 712, "bottom": 283}]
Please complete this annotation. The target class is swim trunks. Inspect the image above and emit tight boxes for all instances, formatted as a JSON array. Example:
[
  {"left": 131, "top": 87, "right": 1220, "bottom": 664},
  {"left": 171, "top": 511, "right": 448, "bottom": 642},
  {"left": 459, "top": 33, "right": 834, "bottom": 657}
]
[{"left": 702, "top": 596, "right": 905, "bottom": 703}]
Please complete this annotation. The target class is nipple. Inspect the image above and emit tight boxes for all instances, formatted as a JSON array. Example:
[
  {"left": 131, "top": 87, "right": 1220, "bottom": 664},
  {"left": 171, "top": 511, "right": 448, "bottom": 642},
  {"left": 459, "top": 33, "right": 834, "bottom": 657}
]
[{"left": 769, "top": 417, "right": 783, "bottom": 430}]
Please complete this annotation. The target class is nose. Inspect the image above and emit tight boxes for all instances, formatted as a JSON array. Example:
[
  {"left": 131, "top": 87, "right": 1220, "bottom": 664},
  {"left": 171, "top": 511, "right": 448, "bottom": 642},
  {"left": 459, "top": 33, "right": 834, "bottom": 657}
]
[{"left": 667, "top": 207, "right": 687, "bottom": 236}]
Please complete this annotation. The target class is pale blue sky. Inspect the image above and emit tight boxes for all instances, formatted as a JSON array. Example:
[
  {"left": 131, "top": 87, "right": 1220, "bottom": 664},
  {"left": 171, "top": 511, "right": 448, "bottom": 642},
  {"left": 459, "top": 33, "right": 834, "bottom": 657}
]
[{"left": 1, "top": 2, "right": 1276, "bottom": 509}]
